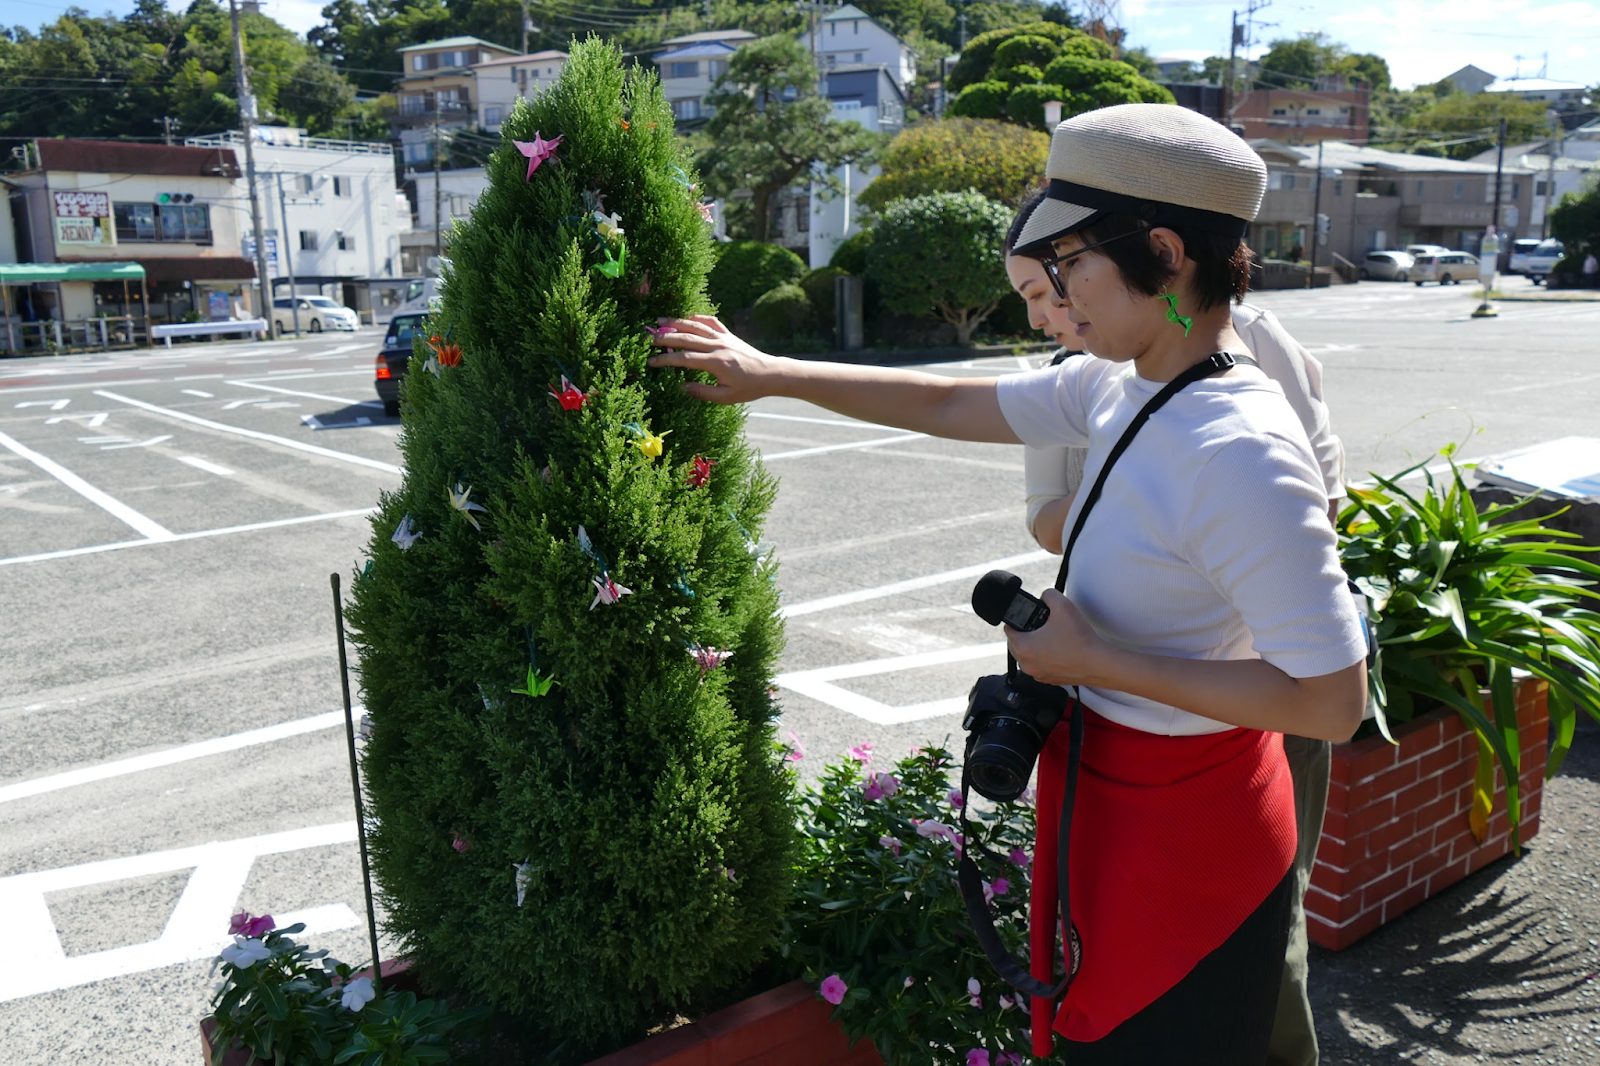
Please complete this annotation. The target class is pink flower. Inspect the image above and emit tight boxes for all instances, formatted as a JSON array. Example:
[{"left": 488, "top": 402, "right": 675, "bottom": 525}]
[
  {"left": 997, "top": 1054, "right": 1027, "bottom": 1066},
  {"left": 861, "top": 772, "right": 900, "bottom": 801},
  {"left": 846, "top": 743, "right": 873, "bottom": 765},
  {"left": 878, "top": 834, "right": 901, "bottom": 856},
  {"left": 228, "top": 912, "right": 275, "bottom": 938},
  {"left": 1009, "top": 848, "right": 1031, "bottom": 868},
  {"left": 451, "top": 832, "right": 471, "bottom": 853},
  {"left": 948, "top": 790, "right": 965, "bottom": 808},
  {"left": 985, "top": 878, "right": 1010, "bottom": 903},
  {"left": 966, "top": 1051, "right": 990, "bottom": 1066},
  {"left": 819, "top": 974, "right": 848, "bottom": 1005},
  {"left": 784, "top": 730, "right": 805, "bottom": 763}
]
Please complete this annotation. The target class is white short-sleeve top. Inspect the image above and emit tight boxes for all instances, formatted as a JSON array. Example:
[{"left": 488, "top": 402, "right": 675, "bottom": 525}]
[{"left": 997, "top": 357, "right": 1368, "bottom": 736}]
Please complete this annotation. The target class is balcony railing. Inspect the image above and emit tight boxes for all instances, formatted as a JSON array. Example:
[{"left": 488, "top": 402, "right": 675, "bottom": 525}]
[{"left": 1399, "top": 202, "right": 1493, "bottom": 227}]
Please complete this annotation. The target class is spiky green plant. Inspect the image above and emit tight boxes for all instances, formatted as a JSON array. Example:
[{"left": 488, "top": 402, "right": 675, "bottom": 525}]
[
  {"left": 1340, "top": 448, "right": 1600, "bottom": 850},
  {"left": 344, "top": 38, "right": 794, "bottom": 1061}
]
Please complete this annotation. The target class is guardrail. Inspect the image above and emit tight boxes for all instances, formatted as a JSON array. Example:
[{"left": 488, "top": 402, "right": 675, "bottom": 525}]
[
  {"left": 149, "top": 318, "right": 268, "bottom": 347},
  {"left": 2, "top": 316, "right": 147, "bottom": 356}
]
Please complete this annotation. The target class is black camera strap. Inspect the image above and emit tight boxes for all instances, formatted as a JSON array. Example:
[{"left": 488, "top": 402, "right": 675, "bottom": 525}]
[{"left": 958, "top": 351, "right": 1258, "bottom": 1004}]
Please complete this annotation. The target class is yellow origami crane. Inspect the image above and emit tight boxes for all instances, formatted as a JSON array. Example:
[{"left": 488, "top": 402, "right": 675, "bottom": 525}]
[
  {"left": 634, "top": 429, "right": 670, "bottom": 460},
  {"left": 448, "top": 482, "right": 488, "bottom": 531}
]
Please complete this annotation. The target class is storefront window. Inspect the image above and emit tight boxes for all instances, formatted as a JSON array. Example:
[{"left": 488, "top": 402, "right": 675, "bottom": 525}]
[
  {"left": 112, "top": 202, "right": 212, "bottom": 243},
  {"left": 114, "top": 203, "right": 157, "bottom": 241}
]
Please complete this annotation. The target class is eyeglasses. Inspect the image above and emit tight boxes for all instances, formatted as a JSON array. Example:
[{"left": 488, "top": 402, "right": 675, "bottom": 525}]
[{"left": 1038, "top": 229, "right": 1144, "bottom": 300}]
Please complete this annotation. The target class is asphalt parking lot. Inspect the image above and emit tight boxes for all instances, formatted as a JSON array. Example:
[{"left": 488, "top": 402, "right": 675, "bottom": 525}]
[{"left": 2, "top": 276, "right": 1600, "bottom": 1064}]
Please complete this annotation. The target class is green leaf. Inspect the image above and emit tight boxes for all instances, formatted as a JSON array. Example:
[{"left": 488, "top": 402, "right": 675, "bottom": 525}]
[{"left": 259, "top": 977, "right": 289, "bottom": 1023}]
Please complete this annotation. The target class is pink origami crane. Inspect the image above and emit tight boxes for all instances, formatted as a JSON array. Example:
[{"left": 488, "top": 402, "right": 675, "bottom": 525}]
[
  {"left": 589, "top": 574, "right": 632, "bottom": 609},
  {"left": 687, "top": 642, "right": 733, "bottom": 675},
  {"left": 514, "top": 132, "right": 563, "bottom": 180}
]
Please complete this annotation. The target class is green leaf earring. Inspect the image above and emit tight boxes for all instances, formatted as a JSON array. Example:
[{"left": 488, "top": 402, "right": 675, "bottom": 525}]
[{"left": 1159, "top": 292, "right": 1193, "bottom": 337}]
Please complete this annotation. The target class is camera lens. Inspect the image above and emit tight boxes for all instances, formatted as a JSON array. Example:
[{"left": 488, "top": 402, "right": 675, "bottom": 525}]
[{"left": 966, "top": 716, "right": 1041, "bottom": 801}]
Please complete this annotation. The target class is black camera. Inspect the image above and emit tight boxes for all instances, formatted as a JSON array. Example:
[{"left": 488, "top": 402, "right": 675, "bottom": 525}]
[{"left": 962, "top": 571, "right": 1072, "bottom": 802}]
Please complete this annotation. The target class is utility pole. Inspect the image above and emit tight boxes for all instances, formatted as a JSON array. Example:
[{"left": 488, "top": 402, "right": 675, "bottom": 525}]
[
  {"left": 958, "top": 3, "right": 968, "bottom": 50},
  {"left": 1224, "top": 10, "right": 1239, "bottom": 125},
  {"left": 275, "top": 172, "right": 302, "bottom": 335},
  {"left": 1542, "top": 111, "right": 1560, "bottom": 239},
  {"left": 229, "top": 0, "right": 274, "bottom": 323},
  {"left": 1490, "top": 117, "right": 1507, "bottom": 234},
  {"left": 520, "top": 0, "right": 530, "bottom": 54},
  {"left": 156, "top": 115, "right": 178, "bottom": 145},
  {"left": 1307, "top": 138, "right": 1324, "bottom": 289}
]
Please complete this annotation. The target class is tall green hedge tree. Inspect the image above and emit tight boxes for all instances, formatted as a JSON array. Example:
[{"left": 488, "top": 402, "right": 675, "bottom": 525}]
[{"left": 345, "top": 37, "right": 795, "bottom": 1063}]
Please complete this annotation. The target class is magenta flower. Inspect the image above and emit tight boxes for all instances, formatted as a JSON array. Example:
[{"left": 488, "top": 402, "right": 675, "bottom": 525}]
[
  {"left": 227, "top": 912, "right": 275, "bottom": 938},
  {"left": 916, "top": 819, "right": 956, "bottom": 845},
  {"left": 1009, "top": 848, "right": 1031, "bottom": 868},
  {"left": 997, "top": 1054, "right": 1026, "bottom": 1066},
  {"left": 966, "top": 1051, "right": 990, "bottom": 1066},
  {"left": 878, "top": 834, "right": 901, "bottom": 856},
  {"left": 861, "top": 772, "right": 900, "bottom": 801},
  {"left": 784, "top": 730, "right": 805, "bottom": 763},
  {"left": 819, "top": 974, "right": 848, "bottom": 1005},
  {"left": 846, "top": 743, "right": 873, "bottom": 765},
  {"left": 451, "top": 832, "right": 471, "bottom": 853},
  {"left": 948, "top": 790, "right": 965, "bottom": 808}
]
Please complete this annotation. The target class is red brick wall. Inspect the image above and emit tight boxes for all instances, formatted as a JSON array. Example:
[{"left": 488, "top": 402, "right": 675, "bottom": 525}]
[{"left": 1306, "top": 677, "right": 1549, "bottom": 951}]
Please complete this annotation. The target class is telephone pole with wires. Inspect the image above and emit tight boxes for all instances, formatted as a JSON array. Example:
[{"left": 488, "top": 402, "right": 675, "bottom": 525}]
[
  {"left": 228, "top": 0, "right": 274, "bottom": 324},
  {"left": 1225, "top": 0, "right": 1271, "bottom": 129}
]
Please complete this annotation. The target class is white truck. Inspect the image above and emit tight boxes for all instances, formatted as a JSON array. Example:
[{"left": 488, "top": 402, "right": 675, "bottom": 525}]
[{"left": 1523, "top": 240, "right": 1565, "bottom": 285}]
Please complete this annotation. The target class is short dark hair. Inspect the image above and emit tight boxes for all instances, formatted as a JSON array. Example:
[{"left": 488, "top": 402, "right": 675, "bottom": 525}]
[
  {"left": 1004, "top": 186, "right": 1051, "bottom": 257},
  {"left": 1075, "top": 214, "right": 1253, "bottom": 311}
]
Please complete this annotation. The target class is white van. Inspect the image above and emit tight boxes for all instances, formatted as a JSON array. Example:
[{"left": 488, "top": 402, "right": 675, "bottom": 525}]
[{"left": 397, "top": 276, "right": 445, "bottom": 316}]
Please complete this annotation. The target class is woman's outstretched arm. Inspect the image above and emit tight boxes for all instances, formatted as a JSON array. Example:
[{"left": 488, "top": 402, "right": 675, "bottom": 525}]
[{"left": 649, "top": 315, "right": 1022, "bottom": 444}]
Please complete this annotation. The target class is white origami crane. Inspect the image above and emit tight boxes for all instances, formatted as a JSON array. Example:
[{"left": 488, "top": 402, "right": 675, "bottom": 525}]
[
  {"left": 589, "top": 574, "right": 632, "bottom": 609},
  {"left": 448, "top": 482, "right": 487, "bottom": 531},
  {"left": 514, "top": 860, "right": 534, "bottom": 907},
  {"left": 391, "top": 513, "right": 422, "bottom": 550},
  {"left": 593, "top": 209, "right": 624, "bottom": 240},
  {"left": 423, "top": 354, "right": 440, "bottom": 376}
]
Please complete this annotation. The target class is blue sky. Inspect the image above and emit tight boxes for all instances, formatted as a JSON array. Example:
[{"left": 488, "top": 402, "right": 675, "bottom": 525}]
[{"left": 10, "top": 0, "right": 1600, "bottom": 90}]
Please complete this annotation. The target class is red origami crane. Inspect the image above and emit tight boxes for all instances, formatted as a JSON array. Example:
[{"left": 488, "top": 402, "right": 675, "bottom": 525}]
[
  {"left": 428, "top": 335, "right": 462, "bottom": 368},
  {"left": 687, "top": 455, "right": 716, "bottom": 488},
  {"left": 548, "top": 376, "right": 586, "bottom": 410}
]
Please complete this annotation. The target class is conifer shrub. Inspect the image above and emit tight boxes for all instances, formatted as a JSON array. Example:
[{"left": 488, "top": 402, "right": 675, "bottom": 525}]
[
  {"left": 1006, "top": 83, "right": 1069, "bottom": 128},
  {"left": 799, "top": 266, "right": 847, "bottom": 330},
  {"left": 947, "top": 80, "right": 1012, "bottom": 122},
  {"left": 991, "top": 33, "right": 1062, "bottom": 74},
  {"left": 345, "top": 37, "right": 795, "bottom": 1061},
  {"left": 750, "top": 282, "right": 814, "bottom": 344},
  {"left": 706, "top": 239, "right": 807, "bottom": 313},
  {"left": 946, "top": 21, "right": 1088, "bottom": 93}
]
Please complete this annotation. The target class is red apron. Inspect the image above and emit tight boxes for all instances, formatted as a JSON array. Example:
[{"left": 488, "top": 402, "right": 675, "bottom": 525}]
[{"left": 1029, "top": 707, "right": 1296, "bottom": 1053}]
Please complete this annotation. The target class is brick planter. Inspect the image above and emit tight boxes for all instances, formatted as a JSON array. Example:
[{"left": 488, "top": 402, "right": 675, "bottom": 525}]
[
  {"left": 1306, "top": 675, "right": 1550, "bottom": 950},
  {"left": 202, "top": 968, "right": 881, "bottom": 1066}
]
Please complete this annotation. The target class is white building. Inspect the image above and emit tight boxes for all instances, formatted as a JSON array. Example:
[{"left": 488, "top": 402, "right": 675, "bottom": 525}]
[
  {"left": 472, "top": 50, "right": 569, "bottom": 131},
  {"left": 800, "top": 4, "right": 917, "bottom": 91},
  {"left": 402, "top": 168, "right": 493, "bottom": 275},
  {"left": 1471, "top": 119, "right": 1600, "bottom": 236},
  {"left": 187, "top": 128, "right": 410, "bottom": 320},
  {"left": 1482, "top": 77, "right": 1592, "bottom": 109},
  {"left": 654, "top": 32, "right": 755, "bottom": 122},
  {"left": 807, "top": 67, "right": 906, "bottom": 267}
]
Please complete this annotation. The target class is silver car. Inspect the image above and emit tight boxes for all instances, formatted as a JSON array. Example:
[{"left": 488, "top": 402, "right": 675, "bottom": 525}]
[
  {"left": 1361, "top": 250, "right": 1414, "bottom": 281},
  {"left": 1410, "top": 251, "right": 1480, "bottom": 286}
]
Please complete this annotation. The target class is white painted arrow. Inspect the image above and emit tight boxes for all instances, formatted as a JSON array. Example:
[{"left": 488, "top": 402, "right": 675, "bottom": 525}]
[
  {"left": 100, "top": 435, "right": 173, "bottom": 451},
  {"left": 45, "top": 412, "right": 108, "bottom": 429}
]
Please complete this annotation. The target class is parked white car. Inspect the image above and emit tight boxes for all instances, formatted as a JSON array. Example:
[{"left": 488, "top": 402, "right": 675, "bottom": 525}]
[
  {"left": 398, "top": 274, "right": 446, "bottom": 316},
  {"left": 1525, "top": 239, "right": 1565, "bottom": 285},
  {"left": 273, "top": 296, "right": 359, "bottom": 334},
  {"left": 1361, "top": 250, "right": 1415, "bottom": 281},
  {"left": 1405, "top": 243, "right": 1449, "bottom": 259},
  {"left": 1507, "top": 238, "right": 1542, "bottom": 274},
  {"left": 1410, "top": 251, "right": 1480, "bottom": 286}
]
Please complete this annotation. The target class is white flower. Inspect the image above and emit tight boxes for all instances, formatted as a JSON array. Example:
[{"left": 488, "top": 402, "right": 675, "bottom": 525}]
[
  {"left": 340, "top": 976, "right": 376, "bottom": 1011},
  {"left": 219, "top": 936, "right": 271, "bottom": 969}
]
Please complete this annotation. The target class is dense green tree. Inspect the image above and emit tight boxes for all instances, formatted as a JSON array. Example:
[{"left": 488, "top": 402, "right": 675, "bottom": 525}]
[
  {"left": 947, "top": 29, "right": 1171, "bottom": 130},
  {"left": 697, "top": 34, "right": 877, "bottom": 241},
  {"left": 347, "top": 36, "right": 795, "bottom": 1062},
  {"left": 865, "top": 190, "right": 1012, "bottom": 344},
  {"left": 1257, "top": 31, "right": 1389, "bottom": 91},
  {"left": 857, "top": 117, "right": 1048, "bottom": 210},
  {"left": 1549, "top": 181, "right": 1600, "bottom": 257}
]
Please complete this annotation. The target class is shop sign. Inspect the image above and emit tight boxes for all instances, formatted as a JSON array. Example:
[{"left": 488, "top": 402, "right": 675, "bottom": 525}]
[{"left": 52, "top": 191, "right": 115, "bottom": 246}]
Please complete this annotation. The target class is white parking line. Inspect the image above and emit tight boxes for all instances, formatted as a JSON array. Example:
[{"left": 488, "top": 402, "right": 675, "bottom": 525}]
[
  {"left": 0, "top": 711, "right": 346, "bottom": 805},
  {"left": 229, "top": 379, "right": 381, "bottom": 407},
  {"left": 0, "top": 428, "right": 173, "bottom": 541},
  {"left": 781, "top": 548, "right": 1054, "bottom": 617},
  {"left": 94, "top": 390, "right": 401, "bottom": 474},
  {"left": 180, "top": 389, "right": 214, "bottom": 398},
  {"left": 775, "top": 642, "right": 1006, "bottom": 724},
  {"left": 0, "top": 506, "right": 376, "bottom": 568},
  {"left": 763, "top": 432, "right": 928, "bottom": 461},
  {"left": 0, "top": 822, "right": 360, "bottom": 1002},
  {"left": 176, "top": 455, "right": 234, "bottom": 476}
]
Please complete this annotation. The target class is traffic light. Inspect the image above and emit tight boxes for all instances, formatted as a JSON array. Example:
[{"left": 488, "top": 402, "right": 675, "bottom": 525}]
[{"left": 156, "top": 193, "right": 195, "bottom": 204}]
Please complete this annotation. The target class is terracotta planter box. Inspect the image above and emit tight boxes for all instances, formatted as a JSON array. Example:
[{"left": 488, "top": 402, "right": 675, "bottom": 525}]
[
  {"left": 202, "top": 965, "right": 882, "bottom": 1066},
  {"left": 1306, "top": 675, "right": 1550, "bottom": 951}
]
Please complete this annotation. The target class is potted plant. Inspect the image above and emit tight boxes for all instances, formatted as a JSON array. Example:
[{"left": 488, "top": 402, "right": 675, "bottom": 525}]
[
  {"left": 783, "top": 744, "right": 1035, "bottom": 1066},
  {"left": 1307, "top": 451, "right": 1600, "bottom": 949}
]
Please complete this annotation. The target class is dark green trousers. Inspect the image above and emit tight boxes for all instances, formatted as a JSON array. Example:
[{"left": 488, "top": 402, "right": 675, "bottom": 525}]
[{"left": 1268, "top": 735, "right": 1332, "bottom": 1066}]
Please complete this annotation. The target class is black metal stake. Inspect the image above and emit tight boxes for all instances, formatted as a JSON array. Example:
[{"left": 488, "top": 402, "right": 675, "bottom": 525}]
[{"left": 331, "top": 572, "right": 384, "bottom": 993}]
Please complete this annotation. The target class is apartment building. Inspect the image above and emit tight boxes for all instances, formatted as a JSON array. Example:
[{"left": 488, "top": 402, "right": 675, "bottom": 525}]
[
  {"left": 1251, "top": 140, "right": 1536, "bottom": 267},
  {"left": 473, "top": 50, "right": 569, "bottom": 131},
  {"left": 799, "top": 4, "right": 917, "bottom": 90},
  {"left": 654, "top": 30, "right": 755, "bottom": 122},
  {"left": 395, "top": 36, "right": 519, "bottom": 166},
  {"left": 1234, "top": 83, "right": 1371, "bottom": 145}
]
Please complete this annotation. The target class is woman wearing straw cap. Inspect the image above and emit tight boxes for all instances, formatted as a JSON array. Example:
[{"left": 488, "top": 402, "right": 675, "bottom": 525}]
[
  {"left": 651, "top": 103, "right": 1367, "bottom": 1063},
  {"left": 1004, "top": 186, "right": 1344, "bottom": 1066}
]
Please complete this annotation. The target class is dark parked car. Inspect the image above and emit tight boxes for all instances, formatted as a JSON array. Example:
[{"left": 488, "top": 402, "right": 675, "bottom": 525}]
[{"left": 375, "top": 313, "right": 428, "bottom": 416}]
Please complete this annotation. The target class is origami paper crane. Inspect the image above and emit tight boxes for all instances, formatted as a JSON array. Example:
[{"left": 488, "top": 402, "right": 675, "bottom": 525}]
[
  {"left": 589, "top": 574, "right": 632, "bottom": 609},
  {"left": 391, "top": 513, "right": 423, "bottom": 550},
  {"left": 687, "top": 455, "right": 716, "bottom": 488},
  {"left": 447, "top": 482, "right": 487, "bottom": 531},
  {"left": 697, "top": 202, "right": 715, "bottom": 224},
  {"left": 687, "top": 642, "right": 733, "bottom": 675},
  {"left": 428, "top": 335, "right": 462, "bottom": 368},
  {"left": 636, "top": 270, "right": 652, "bottom": 296},
  {"left": 594, "top": 239, "right": 627, "bottom": 278},
  {"left": 423, "top": 354, "right": 440, "bottom": 376},
  {"left": 634, "top": 429, "right": 670, "bottom": 460},
  {"left": 548, "top": 376, "right": 586, "bottom": 410},
  {"left": 514, "top": 861, "right": 534, "bottom": 907},
  {"left": 513, "top": 132, "right": 563, "bottom": 180},
  {"left": 512, "top": 664, "right": 559, "bottom": 698},
  {"left": 593, "top": 210, "right": 624, "bottom": 240}
]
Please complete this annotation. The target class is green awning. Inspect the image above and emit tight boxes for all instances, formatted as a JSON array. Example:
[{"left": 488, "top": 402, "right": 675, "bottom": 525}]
[{"left": 0, "top": 262, "right": 147, "bottom": 285}]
